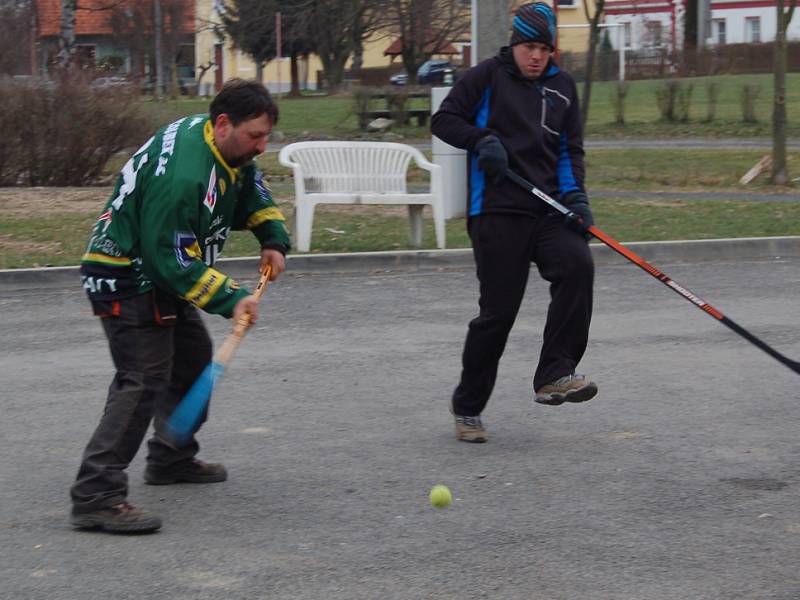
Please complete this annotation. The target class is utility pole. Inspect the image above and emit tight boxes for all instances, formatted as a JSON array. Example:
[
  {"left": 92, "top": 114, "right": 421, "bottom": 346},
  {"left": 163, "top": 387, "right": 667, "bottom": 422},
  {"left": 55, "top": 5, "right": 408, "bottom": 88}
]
[
  {"left": 472, "top": 0, "right": 511, "bottom": 64},
  {"left": 697, "top": 0, "right": 711, "bottom": 47}
]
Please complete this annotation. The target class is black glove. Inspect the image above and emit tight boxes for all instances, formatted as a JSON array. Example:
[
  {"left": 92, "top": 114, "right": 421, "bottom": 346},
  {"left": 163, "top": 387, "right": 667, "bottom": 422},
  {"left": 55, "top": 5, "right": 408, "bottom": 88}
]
[
  {"left": 474, "top": 135, "right": 508, "bottom": 185},
  {"left": 562, "top": 191, "right": 594, "bottom": 238}
]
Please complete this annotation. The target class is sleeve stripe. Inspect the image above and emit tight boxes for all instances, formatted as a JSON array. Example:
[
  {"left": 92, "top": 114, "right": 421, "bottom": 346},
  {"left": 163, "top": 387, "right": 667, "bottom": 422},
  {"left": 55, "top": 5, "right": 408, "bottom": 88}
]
[
  {"left": 81, "top": 253, "right": 132, "bottom": 266},
  {"left": 246, "top": 206, "right": 286, "bottom": 229},
  {"left": 183, "top": 268, "right": 227, "bottom": 308}
]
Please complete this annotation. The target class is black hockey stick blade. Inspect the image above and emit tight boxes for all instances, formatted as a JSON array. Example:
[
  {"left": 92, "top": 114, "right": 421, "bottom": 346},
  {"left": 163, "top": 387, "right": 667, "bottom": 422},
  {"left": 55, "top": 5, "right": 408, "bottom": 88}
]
[{"left": 507, "top": 169, "right": 800, "bottom": 376}]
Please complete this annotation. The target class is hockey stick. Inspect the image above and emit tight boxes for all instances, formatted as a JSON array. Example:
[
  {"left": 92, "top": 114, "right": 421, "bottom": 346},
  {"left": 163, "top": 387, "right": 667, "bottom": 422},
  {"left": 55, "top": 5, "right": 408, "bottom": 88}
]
[
  {"left": 506, "top": 168, "right": 800, "bottom": 376},
  {"left": 163, "top": 264, "right": 273, "bottom": 446}
]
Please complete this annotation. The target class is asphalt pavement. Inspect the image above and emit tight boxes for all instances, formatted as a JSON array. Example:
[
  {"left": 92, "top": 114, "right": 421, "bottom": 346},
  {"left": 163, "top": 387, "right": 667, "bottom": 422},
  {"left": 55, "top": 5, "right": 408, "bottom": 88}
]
[{"left": 1, "top": 241, "right": 800, "bottom": 599}]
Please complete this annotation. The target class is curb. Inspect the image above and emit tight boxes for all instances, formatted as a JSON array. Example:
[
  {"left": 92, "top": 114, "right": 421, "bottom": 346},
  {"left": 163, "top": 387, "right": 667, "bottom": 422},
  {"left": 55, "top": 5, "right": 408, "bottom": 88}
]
[{"left": 1, "top": 236, "right": 798, "bottom": 292}]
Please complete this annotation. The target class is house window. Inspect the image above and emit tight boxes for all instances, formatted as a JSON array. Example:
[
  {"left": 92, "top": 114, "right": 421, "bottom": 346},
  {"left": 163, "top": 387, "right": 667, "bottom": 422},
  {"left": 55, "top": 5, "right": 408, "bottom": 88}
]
[
  {"left": 712, "top": 19, "right": 726, "bottom": 45},
  {"left": 644, "top": 21, "right": 663, "bottom": 47},
  {"left": 75, "top": 45, "right": 96, "bottom": 69},
  {"left": 557, "top": 0, "right": 577, "bottom": 6},
  {"left": 623, "top": 22, "right": 632, "bottom": 49},
  {"left": 745, "top": 17, "right": 761, "bottom": 43}
]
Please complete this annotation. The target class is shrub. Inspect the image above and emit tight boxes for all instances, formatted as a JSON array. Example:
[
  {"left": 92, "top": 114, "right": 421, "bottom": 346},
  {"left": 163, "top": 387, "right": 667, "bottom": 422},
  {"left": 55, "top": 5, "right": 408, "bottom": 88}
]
[
  {"left": 386, "top": 88, "right": 410, "bottom": 125},
  {"left": 704, "top": 82, "right": 719, "bottom": 122},
  {"left": 611, "top": 81, "right": 629, "bottom": 125},
  {"left": 0, "top": 76, "right": 151, "bottom": 186},
  {"left": 675, "top": 82, "right": 694, "bottom": 122},
  {"left": 655, "top": 80, "right": 680, "bottom": 121},
  {"left": 655, "top": 79, "right": 694, "bottom": 122},
  {"left": 740, "top": 84, "right": 761, "bottom": 123}
]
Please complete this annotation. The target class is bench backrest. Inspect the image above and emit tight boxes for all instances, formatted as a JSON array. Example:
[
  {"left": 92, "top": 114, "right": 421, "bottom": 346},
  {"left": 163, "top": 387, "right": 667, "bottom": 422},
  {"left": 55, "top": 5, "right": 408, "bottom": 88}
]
[{"left": 279, "top": 141, "right": 430, "bottom": 194}]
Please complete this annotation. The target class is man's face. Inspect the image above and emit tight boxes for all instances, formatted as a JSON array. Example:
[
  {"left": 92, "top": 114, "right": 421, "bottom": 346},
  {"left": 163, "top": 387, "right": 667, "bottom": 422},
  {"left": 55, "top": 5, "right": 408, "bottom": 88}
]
[
  {"left": 512, "top": 41, "right": 552, "bottom": 79},
  {"left": 213, "top": 113, "right": 272, "bottom": 167}
]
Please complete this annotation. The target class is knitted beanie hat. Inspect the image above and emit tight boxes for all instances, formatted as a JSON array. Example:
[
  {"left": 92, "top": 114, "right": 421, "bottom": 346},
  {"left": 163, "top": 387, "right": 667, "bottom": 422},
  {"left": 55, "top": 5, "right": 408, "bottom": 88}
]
[{"left": 510, "top": 2, "right": 557, "bottom": 50}]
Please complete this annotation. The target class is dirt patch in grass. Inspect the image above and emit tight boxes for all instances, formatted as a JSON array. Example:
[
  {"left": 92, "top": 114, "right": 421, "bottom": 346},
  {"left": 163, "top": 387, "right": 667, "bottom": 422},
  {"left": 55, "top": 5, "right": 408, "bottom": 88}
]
[
  {"left": 0, "top": 234, "right": 62, "bottom": 254},
  {"left": 0, "top": 185, "right": 409, "bottom": 218},
  {"left": 0, "top": 187, "right": 110, "bottom": 217}
]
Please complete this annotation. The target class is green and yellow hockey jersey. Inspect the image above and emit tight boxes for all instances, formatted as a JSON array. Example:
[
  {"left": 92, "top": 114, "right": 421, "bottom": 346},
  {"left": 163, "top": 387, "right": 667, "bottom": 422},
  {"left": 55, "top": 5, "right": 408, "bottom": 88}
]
[{"left": 80, "top": 115, "right": 290, "bottom": 318}]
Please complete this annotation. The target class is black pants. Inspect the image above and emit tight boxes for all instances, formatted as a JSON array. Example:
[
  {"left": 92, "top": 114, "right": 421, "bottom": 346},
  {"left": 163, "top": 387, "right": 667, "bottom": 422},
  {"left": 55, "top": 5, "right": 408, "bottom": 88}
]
[
  {"left": 70, "top": 291, "right": 212, "bottom": 512},
  {"left": 452, "top": 213, "right": 594, "bottom": 416}
]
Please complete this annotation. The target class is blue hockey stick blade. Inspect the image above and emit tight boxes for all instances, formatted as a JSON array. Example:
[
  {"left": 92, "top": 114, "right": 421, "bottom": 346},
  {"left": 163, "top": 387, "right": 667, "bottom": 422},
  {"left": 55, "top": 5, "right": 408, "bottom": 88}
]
[{"left": 164, "top": 361, "right": 225, "bottom": 446}]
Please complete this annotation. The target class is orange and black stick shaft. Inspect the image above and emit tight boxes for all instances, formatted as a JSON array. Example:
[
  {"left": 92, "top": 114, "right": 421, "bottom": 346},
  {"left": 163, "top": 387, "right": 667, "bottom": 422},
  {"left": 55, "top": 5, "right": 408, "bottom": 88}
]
[{"left": 506, "top": 169, "right": 800, "bottom": 375}]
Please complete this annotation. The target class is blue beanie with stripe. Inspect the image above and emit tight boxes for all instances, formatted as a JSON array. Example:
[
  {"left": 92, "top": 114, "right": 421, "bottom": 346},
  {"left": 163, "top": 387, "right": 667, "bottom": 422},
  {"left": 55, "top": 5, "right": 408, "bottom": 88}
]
[{"left": 510, "top": 2, "right": 557, "bottom": 50}]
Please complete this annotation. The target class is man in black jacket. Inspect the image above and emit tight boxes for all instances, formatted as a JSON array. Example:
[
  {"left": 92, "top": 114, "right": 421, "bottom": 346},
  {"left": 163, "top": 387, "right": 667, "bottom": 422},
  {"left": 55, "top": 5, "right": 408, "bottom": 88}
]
[{"left": 431, "top": 2, "right": 597, "bottom": 443}]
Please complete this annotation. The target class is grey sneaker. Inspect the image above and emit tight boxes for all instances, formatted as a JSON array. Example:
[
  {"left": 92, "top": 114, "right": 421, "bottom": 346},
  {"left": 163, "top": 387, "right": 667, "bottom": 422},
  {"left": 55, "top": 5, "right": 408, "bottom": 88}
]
[
  {"left": 144, "top": 459, "right": 227, "bottom": 485},
  {"left": 535, "top": 373, "right": 598, "bottom": 406},
  {"left": 70, "top": 501, "right": 162, "bottom": 533}
]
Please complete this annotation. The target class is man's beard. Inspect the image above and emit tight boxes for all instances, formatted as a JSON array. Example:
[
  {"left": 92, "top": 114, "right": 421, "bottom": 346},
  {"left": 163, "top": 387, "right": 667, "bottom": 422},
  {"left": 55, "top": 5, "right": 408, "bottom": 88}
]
[{"left": 226, "top": 153, "right": 255, "bottom": 168}]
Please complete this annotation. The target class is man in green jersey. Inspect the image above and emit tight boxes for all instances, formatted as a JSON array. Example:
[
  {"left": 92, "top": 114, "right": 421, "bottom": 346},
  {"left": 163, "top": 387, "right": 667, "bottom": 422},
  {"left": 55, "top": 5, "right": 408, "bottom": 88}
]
[{"left": 70, "top": 79, "right": 290, "bottom": 533}]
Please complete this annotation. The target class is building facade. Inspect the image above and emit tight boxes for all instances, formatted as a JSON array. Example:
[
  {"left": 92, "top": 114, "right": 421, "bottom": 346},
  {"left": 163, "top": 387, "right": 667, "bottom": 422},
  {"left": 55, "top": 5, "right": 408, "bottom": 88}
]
[{"left": 604, "top": 0, "right": 800, "bottom": 52}]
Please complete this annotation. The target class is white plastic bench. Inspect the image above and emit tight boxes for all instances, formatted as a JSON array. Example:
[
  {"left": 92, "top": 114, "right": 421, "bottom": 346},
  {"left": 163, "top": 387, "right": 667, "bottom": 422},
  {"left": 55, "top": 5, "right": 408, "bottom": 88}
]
[{"left": 277, "top": 141, "right": 446, "bottom": 252}]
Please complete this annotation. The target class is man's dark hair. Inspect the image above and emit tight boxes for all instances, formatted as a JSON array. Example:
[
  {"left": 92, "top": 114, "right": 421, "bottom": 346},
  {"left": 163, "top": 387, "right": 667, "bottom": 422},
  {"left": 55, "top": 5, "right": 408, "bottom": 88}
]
[{"left": 209, "top": 78, "right": 279, "bottom": 126}]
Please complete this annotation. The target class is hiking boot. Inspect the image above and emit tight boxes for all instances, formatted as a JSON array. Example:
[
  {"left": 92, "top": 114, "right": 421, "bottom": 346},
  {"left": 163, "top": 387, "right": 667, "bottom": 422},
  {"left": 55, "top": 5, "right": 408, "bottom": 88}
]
[
  {"left": 535, "top": 373, "right": 598, "bottom": 406},
  {"left": 70, "top": 501, "right": 162, "bottom": 533},
  {"left": 144, "top": 459, "right": 227, "bottom": 485},
  {"left": 450, "top": 398, "right": 487, "bottom": 443},
  {"left": 454, "top": 414, "right": 488, "bottom": 443}
]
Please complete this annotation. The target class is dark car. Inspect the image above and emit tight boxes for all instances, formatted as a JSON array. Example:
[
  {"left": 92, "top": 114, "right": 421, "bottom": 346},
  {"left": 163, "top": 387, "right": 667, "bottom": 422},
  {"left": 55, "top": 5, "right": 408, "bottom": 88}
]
[{"left": 415, "top": 60, "right": 456, "bottom": 85}]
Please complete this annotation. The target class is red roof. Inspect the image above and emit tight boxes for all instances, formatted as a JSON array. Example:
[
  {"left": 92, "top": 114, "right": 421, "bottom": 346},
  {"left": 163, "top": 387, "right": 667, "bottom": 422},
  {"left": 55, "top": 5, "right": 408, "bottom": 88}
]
[
  {"left": 384, "top": 38, "right": 459, "bottom": 56},
  {"left": 36, "top": 0, "right": 194, "bottom": 38}
]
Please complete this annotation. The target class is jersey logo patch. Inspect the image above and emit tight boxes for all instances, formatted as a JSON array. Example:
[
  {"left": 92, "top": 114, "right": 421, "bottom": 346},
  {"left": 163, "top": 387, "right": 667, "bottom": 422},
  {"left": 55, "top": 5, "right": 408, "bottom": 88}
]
[
  {"left": 204, "top": 166, "right": 218, "bottom": 213},
  {"left": 175, "top": 232, "right": 201, "bottom": 269},
  {"left": 97, "top": 208, "right": 112, "bottom": 232}
]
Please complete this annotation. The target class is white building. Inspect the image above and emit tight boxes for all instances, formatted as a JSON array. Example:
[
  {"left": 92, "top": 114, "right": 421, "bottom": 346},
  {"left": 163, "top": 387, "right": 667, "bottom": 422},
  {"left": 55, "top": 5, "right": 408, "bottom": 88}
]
[{"left": 604, "top": 0, "right": 800, "bottom": 51}]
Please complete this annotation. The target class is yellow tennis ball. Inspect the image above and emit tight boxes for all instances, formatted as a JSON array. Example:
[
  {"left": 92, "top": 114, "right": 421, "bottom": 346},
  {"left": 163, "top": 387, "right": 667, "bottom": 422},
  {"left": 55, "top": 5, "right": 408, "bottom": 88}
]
[{"left": 429, "top": 484, "right": 452, "bottom": 509}]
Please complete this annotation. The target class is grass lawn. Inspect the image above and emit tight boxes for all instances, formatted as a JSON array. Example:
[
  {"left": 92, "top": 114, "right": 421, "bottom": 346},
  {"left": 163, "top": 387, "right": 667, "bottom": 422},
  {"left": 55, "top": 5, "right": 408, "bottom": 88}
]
[
  {"left": 2, "top": 73, "right": 799, "bottom": 269},
  {"left": 138, "top": 72, "right": 800, "bottom": 140},
  {"left": 2, "top": 172, "right": 799, "bottom": 268}
]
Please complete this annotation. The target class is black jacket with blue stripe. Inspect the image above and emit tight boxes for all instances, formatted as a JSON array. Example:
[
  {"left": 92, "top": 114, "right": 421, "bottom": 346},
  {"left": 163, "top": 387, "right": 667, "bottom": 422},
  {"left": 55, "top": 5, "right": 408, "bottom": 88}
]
[{"left": 431, "top": 47, "right": 585, "bottom": 217}]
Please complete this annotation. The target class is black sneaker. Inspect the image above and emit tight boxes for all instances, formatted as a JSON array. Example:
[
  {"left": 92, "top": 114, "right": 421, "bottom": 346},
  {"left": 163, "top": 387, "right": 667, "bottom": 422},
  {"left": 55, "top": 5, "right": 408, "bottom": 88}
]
[
  {"left": 144, "top": 459, "right": 228, "bottom": 485},
  {"left": 70, "top": 501, "right": 162, "bottom": 533}
]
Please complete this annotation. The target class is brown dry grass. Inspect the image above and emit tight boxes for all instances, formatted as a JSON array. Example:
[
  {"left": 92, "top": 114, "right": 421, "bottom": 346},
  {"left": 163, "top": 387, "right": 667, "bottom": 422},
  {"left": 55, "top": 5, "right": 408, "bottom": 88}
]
[{"left": 0, "top": 187, "right": 110, "bottom": 217}]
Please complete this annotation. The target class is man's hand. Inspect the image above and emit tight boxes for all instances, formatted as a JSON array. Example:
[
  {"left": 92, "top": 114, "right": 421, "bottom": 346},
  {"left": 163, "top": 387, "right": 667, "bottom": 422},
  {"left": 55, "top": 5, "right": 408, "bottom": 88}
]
[
  {"left": 259, "top": 248, "right": 286, "bottom": 281},
  {"left": 475, "top": 135, "right": 508, "bottom": 185},
  {"left": 562, "top": 191, "right": 594, "bottom": 239},
  {"left": 233, "top": 294, "right": 260, "bottom": 325}
]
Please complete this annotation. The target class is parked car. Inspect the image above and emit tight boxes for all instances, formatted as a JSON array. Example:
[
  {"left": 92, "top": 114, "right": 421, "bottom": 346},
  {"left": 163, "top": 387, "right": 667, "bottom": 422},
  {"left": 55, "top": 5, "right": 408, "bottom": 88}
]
[
  {"left": 415, "top": 60, "right": 456, "bottom": 85},
  {"left": 389, "top": 71, "right": 409, "bottom": 86},
  {"left": 90, "top": 76, "right": 133, "bottom": 90}
]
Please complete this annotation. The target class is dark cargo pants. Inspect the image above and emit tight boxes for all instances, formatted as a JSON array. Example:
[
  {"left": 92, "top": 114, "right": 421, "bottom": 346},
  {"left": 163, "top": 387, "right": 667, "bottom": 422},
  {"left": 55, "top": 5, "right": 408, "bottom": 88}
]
[
  {"left": 452, "top": 212, "right": 594, "bottom": 416},
  {"left": 70, "top": 291, "right": 212, "bottom": 512}
]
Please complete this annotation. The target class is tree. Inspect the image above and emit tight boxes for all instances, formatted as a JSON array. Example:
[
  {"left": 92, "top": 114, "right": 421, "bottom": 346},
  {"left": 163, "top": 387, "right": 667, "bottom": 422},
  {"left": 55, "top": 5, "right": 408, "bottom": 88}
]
[
  {"left": 108, "top": 0, "right": 190, "bottom": 96},
  {"left": 58, "top": 0, "right": 78, "bottom": 70},
  {"left": 580, "top": 0, "right": 606, "bottom": 127},
  {"left": 382, "top": 0, "right": 470, "bottom": 81},
  {"left": 0, "top": 0, "right": 35, "bottom": 76},
  {"left": 221, "top": 0, "right": 280, "bottom": 75},
  {"left": 221, "top": 0, "right": 315, "bottom": 94},
  {"left": 154, "top": 0, "right": 165, "bottom": 98},
  {"left": 771, "top": 0, "right": 797, "bottom": 185},
  {"left": 303, "top": 0, "right": 380, "bottom": 92}
]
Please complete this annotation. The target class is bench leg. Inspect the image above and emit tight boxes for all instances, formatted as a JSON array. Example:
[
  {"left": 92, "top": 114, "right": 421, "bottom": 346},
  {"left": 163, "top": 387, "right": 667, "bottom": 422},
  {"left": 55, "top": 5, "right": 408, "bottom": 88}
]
[
  {"left": 294, "top": 201, "right": 315, "bottom": 252},
  {"left": 408, "top": 205, "right": 423, "bottom": 248}
]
